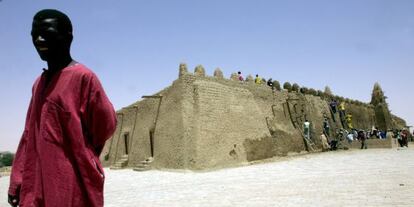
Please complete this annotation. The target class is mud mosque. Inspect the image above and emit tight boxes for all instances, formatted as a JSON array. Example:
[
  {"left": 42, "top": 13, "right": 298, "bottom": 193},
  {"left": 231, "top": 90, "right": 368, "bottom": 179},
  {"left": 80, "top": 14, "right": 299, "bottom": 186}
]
[{"left": 99, "top": 63, "right": 407, "bottom": 171}]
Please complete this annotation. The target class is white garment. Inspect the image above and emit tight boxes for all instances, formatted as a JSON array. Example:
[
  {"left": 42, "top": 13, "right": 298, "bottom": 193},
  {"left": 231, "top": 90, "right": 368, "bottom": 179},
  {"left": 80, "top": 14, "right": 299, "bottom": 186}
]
[
  {"left": 347, "top": 133, "right": 354, "bottom": 141},
  {"left": 303, "top": 121, "right": 310, "bottom": 139},
  {"left": 304, "top": 121, "right": 310, "bottom": 129},
  {"left": 320, "top": 134, "right": 330, "bottom": 149}
]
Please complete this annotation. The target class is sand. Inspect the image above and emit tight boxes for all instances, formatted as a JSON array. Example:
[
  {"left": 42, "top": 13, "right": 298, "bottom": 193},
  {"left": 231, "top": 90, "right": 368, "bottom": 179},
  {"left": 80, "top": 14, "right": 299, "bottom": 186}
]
[{"left": 1, "top": 148, "right": 413, "bottom": 207}]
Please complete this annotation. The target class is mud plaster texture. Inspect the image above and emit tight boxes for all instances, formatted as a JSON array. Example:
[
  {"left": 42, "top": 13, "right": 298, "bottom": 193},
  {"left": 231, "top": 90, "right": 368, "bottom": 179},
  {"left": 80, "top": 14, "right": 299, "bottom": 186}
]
[{"left": 100, "top": 65, "right": 407, "bottom": 170}]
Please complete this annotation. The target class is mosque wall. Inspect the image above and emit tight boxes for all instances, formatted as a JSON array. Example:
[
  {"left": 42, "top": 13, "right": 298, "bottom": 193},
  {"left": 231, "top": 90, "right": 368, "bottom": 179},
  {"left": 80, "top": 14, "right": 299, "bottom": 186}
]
[{"left": 101, "top": 65, "right": 403, "bottom": 170}]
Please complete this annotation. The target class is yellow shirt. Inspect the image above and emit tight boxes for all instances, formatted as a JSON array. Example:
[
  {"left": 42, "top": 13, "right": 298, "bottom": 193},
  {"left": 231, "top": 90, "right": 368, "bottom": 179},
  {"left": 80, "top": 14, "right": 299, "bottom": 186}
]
[
  {"left": 339, "top": 102, "right": 345, "bottom": 111},
  {"left": 345, "top": 114, "right": 352, "bottom": 122}
]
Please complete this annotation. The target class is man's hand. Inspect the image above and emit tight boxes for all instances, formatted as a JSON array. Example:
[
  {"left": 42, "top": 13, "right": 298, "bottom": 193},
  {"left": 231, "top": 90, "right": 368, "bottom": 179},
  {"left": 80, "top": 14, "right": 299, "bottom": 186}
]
[{"left": 8, "top": 194, "right": 19, "bottom": 207}]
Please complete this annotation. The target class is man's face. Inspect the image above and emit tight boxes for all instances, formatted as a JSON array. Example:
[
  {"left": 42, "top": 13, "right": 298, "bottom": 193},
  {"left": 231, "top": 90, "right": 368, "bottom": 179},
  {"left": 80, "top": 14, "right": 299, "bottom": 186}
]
[{"left": 31, "top": 18, "right": 69, "bottom": 61}]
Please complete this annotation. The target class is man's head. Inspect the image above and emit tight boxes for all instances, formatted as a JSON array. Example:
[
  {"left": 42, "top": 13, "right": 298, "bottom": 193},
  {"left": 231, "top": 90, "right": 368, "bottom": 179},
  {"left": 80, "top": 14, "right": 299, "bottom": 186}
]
[{"left": 31, "top": 9, "right": 73, "bottom": 61}]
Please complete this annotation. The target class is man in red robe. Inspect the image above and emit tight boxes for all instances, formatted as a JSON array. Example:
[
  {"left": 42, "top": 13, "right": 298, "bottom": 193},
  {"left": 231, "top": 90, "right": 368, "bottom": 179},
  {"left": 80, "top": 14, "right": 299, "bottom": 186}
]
[{"left": 8, "top": 9, "right": 117, "bottom": 207}]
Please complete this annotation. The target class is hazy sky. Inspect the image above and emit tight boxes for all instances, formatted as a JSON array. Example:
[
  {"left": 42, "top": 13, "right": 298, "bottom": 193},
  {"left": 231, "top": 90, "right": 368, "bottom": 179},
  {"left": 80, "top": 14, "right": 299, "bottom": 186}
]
[{"left": 1, "top": 0, "right": 413, "bottom": 151}]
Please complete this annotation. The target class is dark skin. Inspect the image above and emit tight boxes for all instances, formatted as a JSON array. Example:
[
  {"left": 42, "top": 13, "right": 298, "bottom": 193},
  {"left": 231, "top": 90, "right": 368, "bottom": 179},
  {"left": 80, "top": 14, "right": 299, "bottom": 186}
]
[
  {"left": 31, "top": 17, "right": 76, "bottom": 81},
  {"left": 8, "top": 17, "right": 75, "bottom": 207}
]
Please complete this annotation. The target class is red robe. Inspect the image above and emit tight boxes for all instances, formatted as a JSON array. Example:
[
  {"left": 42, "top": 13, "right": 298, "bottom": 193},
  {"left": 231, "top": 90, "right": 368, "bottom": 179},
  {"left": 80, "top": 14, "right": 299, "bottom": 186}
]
[{"left": 9, "top": 63, "right": 117, "bottom": 207}]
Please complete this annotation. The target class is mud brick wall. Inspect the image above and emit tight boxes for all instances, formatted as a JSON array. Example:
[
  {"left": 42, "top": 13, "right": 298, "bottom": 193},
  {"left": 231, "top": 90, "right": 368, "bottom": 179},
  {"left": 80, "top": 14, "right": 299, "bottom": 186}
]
[{"left": 101, "top": 65, "right": 405, "bottom": 170}]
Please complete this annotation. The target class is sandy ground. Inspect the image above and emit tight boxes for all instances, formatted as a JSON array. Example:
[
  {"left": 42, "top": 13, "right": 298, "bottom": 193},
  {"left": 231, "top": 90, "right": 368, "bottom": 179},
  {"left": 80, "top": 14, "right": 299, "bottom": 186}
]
[{"left": 1, "top": 148, "right": 413, "bottom": 207}]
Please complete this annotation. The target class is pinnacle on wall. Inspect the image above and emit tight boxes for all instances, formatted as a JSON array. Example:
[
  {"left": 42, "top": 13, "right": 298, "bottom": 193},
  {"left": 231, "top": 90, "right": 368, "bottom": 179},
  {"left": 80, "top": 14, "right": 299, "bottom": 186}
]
[
  {"left": 292, "top": 83, "right": 300, "bottom": 92},
  {"left": 213, "top": 68, "right": 224, "bottom": 79},
  {"left": 300, "top": 87, "right": 308, "bottom": 94},
  {"left": 246, "top": 75, "right": 254, "bottom": 82},
  {"left": 179, "top": 63, "right": 188, "bottom": 78},
  {"left": 370, "top": 82, "right": 392, "bottom": 131},
  {"left": 176, "top": 63, "right": 374, "bottom": 110},
  {"left": 230, "top": 73, "right": 239, "bottom": 81},
  {"left": 370, "top": 82, "right": 386, "bottom": 106},
  {"left": 324, "top": 86, "right": 332, "bottom": 96},
  {"left": 283, "top": 82, "right": 292, "bottom": 92},
  {"left": 272, "top": 80, "right": 281, "bottom": 91},
  {"left": 194, "top": 65, "right": 206, "bottom": 77},
  {"left": 308, "top": 88, "right": 318, "bottom": 96}
]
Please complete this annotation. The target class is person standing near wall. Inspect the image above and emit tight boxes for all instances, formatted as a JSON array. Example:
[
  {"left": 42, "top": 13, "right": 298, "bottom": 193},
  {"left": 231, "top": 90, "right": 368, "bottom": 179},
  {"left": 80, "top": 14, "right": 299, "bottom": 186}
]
[
  {"left": 358, "top": 130, "right": 367, "bottom": 149},
  {"left": 339, "top": 102, "right": 346, "bottom": 116},
  {"left": 8, "top": 9, "right": 116, "bottom": 207},
  {"left": 401, "top": 129, "right": 409, "bottom": 147},
  {"left": 345, "top": 114, "right": 353, "bottom": 129},
  {"left": 267, "top": 78, "right": 274, "bottom": 90},
  {"left": 395, "top": 130, "right": 402, "bottom": 147},
  {"left": 338, "top": 101, "right": 346, "bottom": 125},
  {"left": 346, "top": 130, "right": 354, "bottom": 145},
  {"left": 303, "top": 119, "right": 311, "bottom": 140},
  {"left": 320, "top": 132, "right": 330, "bottom": 151},
  {"left": 330, "top": 99, "right": 338, "bottom": 114},
  {"left": 237, "top": 71, "right": 244, "bottom": 81},
  {"left": 323, "top": 117, "right": 330, "bottom": 137},
  {"left": 329, "top": 99, "right": 338, "bottom": 123},
  {"left": 255, "top": 74, "right": 262, "bottom": 84}
]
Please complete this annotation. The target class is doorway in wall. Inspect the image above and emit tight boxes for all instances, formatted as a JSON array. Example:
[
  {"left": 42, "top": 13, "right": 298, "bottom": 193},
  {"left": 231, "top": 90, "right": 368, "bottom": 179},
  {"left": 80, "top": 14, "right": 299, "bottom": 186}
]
[{"left": 124, "top": 132, "right": 130, "bottom": 155}]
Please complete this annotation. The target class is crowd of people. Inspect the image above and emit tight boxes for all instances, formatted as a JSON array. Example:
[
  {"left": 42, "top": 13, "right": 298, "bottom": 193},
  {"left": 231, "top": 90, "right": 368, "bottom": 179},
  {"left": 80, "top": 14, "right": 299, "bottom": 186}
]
[
  {"left": 236, "top": 71, "right": 412, "bottom": 151},
  {"left": 395, "top": 129, "right": 411, "bottom": 148},
  {"left": 318, "top": 121, "right": 411, "bottom": 151},
  {"left": 237, "top": 72, "right": 274, "bottom": 88},
  {"left": 314, "top": 99, "right": 411, "bottom": 151}
]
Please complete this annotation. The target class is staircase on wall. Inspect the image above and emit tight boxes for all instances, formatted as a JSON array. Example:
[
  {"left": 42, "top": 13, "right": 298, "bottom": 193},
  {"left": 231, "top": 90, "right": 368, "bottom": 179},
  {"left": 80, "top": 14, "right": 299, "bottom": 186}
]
[
  {"left": 133, "top": 157, "right": 154, "bottom": 172},
  {"left": 110, "top": 154, "right": 129, "bottom": 170}
]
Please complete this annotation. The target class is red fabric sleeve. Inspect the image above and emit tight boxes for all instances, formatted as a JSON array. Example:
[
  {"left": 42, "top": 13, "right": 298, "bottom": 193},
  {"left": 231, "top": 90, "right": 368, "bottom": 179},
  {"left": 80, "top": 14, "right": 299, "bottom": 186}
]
[
  {"left": 83, "top": 73, "right": 117, "bottom": 155},
  {"left": 8, "top": 98, "right": 33, "bottom": 196}
]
